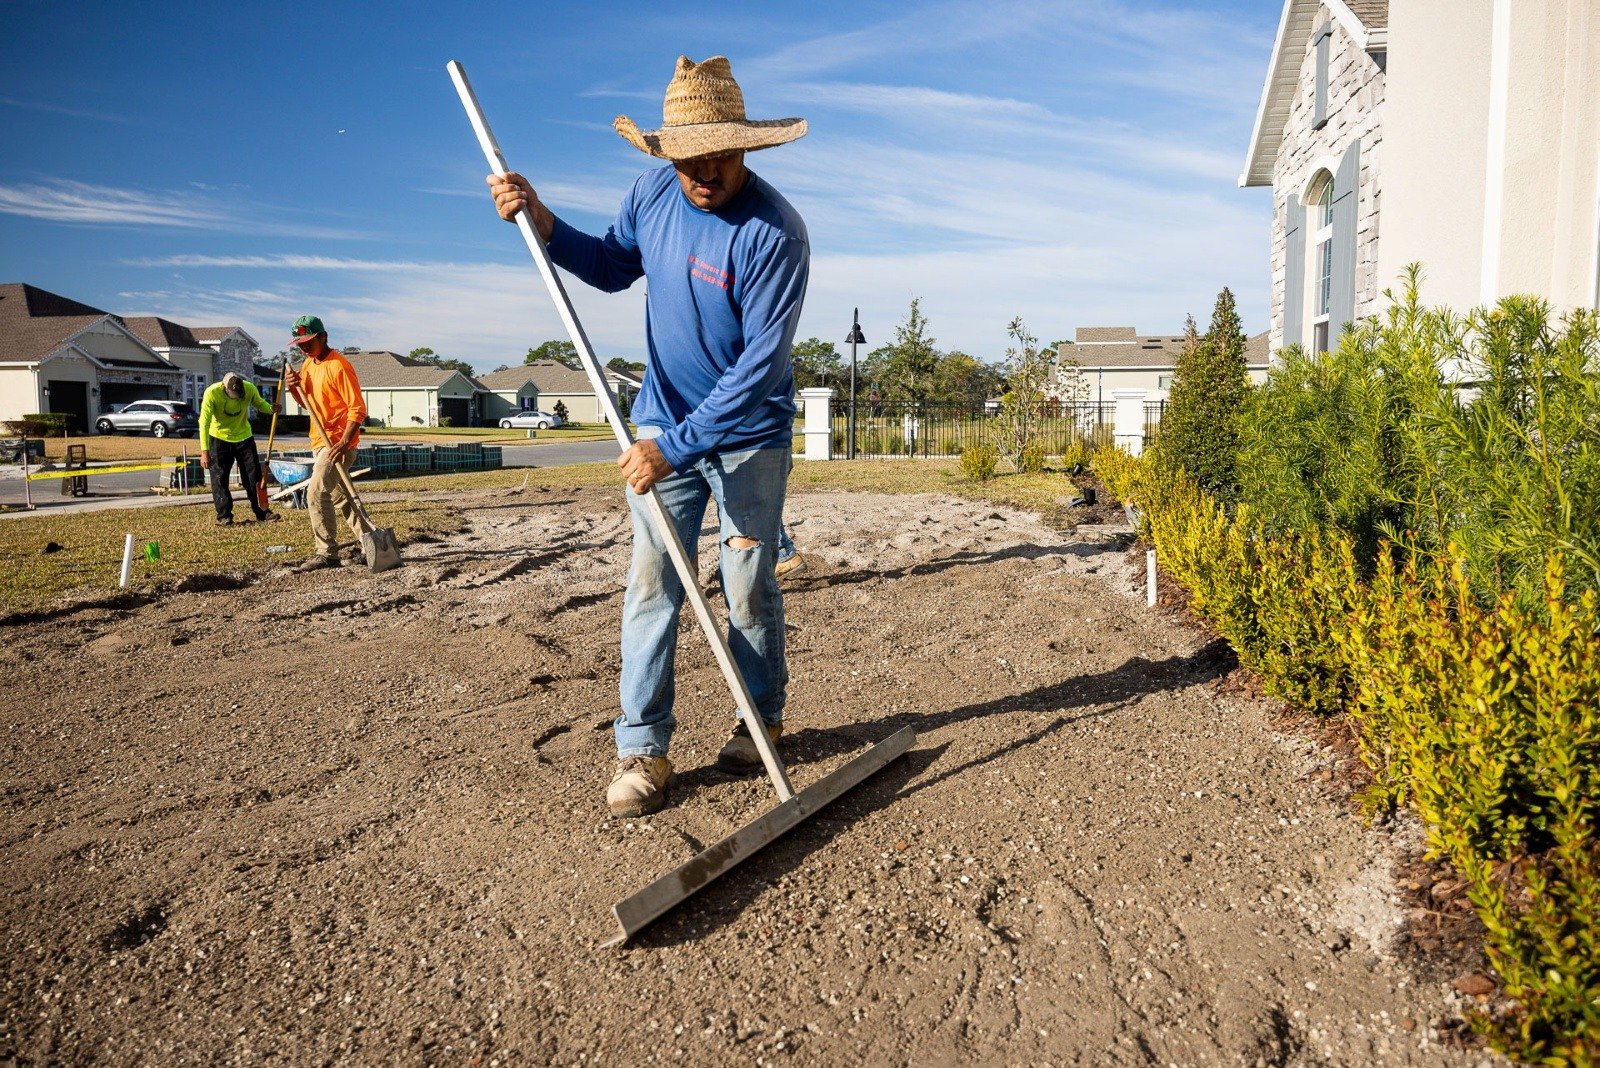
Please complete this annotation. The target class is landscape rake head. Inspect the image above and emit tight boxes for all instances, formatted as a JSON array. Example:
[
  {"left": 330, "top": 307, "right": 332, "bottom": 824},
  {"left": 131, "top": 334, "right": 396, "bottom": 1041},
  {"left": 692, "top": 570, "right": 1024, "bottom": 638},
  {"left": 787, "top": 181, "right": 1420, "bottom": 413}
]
[{"left": 448, "top": 59, "right": 914, "bottom": 946}]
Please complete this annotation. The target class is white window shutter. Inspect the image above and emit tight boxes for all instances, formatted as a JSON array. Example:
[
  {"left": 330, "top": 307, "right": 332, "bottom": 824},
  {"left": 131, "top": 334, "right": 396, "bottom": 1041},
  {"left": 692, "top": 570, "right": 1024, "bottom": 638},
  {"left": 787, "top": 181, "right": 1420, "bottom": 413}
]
[
  {"left": 1329, "top": 139, "right": 1361, "bottom": 341},
  {"left": 1282, "top": 194, "right": 1305, "bottom": 350}
]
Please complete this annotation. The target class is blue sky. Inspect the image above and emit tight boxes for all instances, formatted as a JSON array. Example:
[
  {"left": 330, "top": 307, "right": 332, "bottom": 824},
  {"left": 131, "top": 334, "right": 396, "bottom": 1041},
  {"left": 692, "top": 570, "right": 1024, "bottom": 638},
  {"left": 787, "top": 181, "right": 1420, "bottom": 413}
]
[{"left": 1, "top": 0, "right": 1278, "bottom": 370}]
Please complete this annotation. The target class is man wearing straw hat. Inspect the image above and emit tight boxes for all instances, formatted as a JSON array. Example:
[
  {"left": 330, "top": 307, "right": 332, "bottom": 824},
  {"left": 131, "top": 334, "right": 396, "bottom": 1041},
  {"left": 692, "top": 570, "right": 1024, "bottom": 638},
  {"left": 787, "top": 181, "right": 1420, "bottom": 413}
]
[
  {"left": 488, "top": 55, "right": 809, "bottom": 817},
  {"left": 282, "top": 315, "right": 367, "bottom": 573}
]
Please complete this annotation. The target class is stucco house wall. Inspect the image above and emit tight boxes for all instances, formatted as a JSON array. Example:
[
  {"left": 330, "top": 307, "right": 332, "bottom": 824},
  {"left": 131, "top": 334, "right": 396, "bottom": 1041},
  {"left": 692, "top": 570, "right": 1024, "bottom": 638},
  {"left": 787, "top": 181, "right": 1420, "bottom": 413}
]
[
  {"left": 539, "top": 392, "right": 603, "bottom": 424},
  {"left": 483, "top": 385, "right": 540, "bottom": 421},
  {"left": 1378, "top": 0, "right": 1600, "bottom": 312},
  {"left": 363, "top": 389, "right": 433, "bottom": 428},
  {"left": 0, "top": 366, "right": 41, "bottom": 418}
]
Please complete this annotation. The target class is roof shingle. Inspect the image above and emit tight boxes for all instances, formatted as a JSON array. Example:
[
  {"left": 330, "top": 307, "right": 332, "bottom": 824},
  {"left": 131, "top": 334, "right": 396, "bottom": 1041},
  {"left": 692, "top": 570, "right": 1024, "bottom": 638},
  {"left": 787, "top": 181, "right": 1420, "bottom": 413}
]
[
  {"left": 120, "top": 316, "right": 201, "bottom": 350},
  {"left": 340, "top": 350, "right": 475, "bottom": 389},
  {"left": 1074, "top": 326, "right": 1139, "bottom": 344},
  {"left": 1064, "top": 332, "right": 1270, "bottom": 370},
  {"left": 0, "top": 283, "right": 112, "bottom": 364}
]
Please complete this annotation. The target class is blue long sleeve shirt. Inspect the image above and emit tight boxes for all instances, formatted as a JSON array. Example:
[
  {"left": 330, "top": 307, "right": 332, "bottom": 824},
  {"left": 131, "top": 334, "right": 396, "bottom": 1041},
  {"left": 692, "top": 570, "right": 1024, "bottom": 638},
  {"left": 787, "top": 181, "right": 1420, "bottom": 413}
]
[{"left": 546, "top": 165, "right": 809, "bottom": 472}]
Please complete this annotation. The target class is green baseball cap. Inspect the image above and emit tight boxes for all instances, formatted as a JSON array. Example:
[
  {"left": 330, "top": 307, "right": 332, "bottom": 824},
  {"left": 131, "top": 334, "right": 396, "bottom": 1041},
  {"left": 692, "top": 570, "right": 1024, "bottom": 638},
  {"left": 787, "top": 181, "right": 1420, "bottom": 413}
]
[{"left": 289, "top": 314, "right": 326, "bottom": 345}]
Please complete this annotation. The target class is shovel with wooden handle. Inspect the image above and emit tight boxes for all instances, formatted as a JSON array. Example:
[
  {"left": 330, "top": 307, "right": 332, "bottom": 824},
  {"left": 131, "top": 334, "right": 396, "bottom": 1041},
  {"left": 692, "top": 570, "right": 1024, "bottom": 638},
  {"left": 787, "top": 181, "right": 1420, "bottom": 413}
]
[
  {"left": 448, "top": 60, "right": 914, "bottom": 947},
  {"left": 293, "top": 361, "right": 401, "bottom": 573},
  {"left": 255, "top": 361, "right": 287, "bottom": 513}
]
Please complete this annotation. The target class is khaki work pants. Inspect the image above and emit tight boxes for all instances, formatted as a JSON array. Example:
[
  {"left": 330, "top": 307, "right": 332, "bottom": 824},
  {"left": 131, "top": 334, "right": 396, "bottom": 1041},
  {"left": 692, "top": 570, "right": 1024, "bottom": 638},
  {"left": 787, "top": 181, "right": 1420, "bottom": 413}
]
[{"left": 309, "top": 447, "right": 363, "bottom": 556}]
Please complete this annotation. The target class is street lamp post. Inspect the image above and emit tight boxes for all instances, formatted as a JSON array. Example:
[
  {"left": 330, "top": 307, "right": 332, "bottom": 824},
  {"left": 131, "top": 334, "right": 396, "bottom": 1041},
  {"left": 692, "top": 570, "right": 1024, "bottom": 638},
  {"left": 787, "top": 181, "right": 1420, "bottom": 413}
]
[{"left": 845, "top": 308, "right": 866, "bottom": 460}]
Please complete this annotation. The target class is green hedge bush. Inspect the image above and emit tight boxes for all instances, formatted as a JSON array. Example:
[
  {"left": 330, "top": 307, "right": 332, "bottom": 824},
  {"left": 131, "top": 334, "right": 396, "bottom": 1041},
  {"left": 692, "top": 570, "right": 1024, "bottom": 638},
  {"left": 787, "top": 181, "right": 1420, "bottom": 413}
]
[{"left": 1093, "top": 277, "right": 1600, "bottom": 1060}]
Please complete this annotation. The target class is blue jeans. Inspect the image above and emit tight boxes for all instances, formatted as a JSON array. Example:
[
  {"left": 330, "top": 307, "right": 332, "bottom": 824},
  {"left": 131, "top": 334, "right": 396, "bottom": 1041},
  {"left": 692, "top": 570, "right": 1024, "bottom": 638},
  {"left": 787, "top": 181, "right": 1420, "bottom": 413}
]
[
  {"left": 615, "top": 443, "right": 790, "bottom": 758},
  {"left": 777, "top": 524, "right": 797, "bottom": 562}
]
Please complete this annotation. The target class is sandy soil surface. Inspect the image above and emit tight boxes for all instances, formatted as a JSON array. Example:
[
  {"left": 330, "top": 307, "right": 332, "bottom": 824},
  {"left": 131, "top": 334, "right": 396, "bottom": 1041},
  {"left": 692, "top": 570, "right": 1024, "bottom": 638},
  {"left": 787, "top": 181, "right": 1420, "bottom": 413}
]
[{"left": 1, "top": 485, "right": 1499, "bottom": 1065}]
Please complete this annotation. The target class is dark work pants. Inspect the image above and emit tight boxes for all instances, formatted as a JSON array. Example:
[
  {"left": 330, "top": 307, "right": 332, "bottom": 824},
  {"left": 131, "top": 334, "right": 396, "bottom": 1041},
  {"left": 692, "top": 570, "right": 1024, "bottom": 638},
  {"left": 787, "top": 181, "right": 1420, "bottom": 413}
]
[{"left": 210, "top": 437, "right": 267, "bottom": 521}]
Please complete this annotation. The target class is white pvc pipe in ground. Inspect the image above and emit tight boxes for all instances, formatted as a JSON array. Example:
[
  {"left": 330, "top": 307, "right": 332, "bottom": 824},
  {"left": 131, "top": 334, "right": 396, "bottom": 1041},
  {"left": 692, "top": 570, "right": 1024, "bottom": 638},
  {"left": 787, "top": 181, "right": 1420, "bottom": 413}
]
[
  {"left": 119, "top": 533, "right": 134, "bottom": 588},
  {"left": 1146, "top": 549, "right": 1157, "bottom": 608}
]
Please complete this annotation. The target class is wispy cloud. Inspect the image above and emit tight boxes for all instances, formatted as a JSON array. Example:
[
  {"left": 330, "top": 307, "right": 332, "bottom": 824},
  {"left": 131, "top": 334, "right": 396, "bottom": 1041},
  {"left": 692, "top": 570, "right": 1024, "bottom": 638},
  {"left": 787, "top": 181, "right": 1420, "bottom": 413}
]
[
  {"left": 0, "top": 179, "right": 371, "bottom": 239},
  {"left": 415, "top": 179, "right": 626, "bottom": 217},
  {"left": 117, "top": 256, "right": 649, "bottom": 370},
  {"left": 0, "top": 180, "right": 229, "bottom": 228},
  {"left": 0, "top": 95, "right": 132, "bottom": 124},
  {"left": 127, "top": 254, "right": 446, "bottom": 271}
]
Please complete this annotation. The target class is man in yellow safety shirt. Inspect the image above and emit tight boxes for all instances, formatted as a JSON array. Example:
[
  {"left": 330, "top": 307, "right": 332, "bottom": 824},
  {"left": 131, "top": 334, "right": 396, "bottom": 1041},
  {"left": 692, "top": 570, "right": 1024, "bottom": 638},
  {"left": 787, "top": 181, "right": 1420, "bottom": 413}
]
[{"left": 198, "top": 371, "right": 279, "bottom": 526}]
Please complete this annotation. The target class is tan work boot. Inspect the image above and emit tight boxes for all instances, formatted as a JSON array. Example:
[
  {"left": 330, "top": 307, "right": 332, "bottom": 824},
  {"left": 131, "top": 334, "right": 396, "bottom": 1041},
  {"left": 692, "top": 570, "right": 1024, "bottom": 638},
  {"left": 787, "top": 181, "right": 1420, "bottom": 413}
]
[
  {"left": 775, "top": 551, "right": 807, "bottom": 579},
  {"left": 715, "top": 720, "right": 782, "bottom": 774},
  {"left": 606, "top": 755, "right": 673, "bottom": 817}
]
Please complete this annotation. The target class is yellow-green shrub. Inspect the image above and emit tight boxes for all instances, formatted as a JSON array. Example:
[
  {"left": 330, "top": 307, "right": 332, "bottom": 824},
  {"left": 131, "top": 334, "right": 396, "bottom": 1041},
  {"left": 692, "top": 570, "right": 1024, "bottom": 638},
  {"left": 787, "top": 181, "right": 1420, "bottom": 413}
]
[
  {"left": 1091, "top": 446, "right": 1142, "bottom": 503},
  {"left": 1018, "top": 439, "right": 1048, "bottom": 474},
  {"left": 959, "top": 442, "right": 999, "bottom": 482},
  {"left": 1060, "top": 436, "right": 1093, "bottom": 471},
  {"left": 1106, "top": 450, "right": 1600, "bottom": 1060}
]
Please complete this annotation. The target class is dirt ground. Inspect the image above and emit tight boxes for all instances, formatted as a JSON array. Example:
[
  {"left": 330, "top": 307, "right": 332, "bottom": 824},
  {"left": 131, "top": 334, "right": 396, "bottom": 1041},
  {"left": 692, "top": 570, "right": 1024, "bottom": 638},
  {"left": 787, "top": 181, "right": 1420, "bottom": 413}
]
[{"left": 1, "top": 484, "right": 1501, "bottom": 1065}]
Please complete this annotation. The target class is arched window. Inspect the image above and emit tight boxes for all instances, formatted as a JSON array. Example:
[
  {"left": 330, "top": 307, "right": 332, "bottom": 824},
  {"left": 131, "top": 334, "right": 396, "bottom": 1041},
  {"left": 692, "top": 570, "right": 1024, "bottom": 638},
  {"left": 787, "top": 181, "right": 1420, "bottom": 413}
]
[{"left": 1309, "top": 174, "right": 1335, "bottom": 353}]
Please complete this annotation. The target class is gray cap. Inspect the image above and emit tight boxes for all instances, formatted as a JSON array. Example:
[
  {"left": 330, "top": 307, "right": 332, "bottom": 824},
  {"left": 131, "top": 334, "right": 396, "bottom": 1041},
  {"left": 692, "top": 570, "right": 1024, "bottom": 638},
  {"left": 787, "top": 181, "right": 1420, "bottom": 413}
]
[{"left": 222, "top": 372, "right": 244, "bottom": 397}]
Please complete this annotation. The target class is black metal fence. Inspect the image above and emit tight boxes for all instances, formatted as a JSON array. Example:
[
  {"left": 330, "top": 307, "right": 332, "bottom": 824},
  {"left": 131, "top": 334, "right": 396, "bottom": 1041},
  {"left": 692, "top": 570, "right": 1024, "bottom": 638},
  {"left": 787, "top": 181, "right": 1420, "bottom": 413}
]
[
  {"left": 1143, "top": 400, "right": 1167, "bottom": 449},
  {"left": 830, "top": 400, "right": 1115, "bottom": 459}
]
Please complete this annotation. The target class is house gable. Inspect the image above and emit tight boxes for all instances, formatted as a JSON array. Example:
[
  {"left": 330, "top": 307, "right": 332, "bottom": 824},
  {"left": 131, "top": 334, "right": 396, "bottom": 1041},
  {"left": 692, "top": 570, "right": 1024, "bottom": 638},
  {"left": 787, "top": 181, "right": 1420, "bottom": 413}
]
[
  {"left": 1244, "top": 1, "right": 1386, "bottom": 352},
  {"left": 1241, "top": 0, "right": 1389, "bottom": 188}
]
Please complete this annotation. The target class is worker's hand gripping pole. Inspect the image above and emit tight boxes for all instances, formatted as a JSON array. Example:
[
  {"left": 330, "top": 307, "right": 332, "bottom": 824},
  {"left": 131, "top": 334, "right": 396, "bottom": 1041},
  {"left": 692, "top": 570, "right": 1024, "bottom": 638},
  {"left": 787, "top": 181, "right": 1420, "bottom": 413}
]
[{"left": 447, "top": 61, "right": 794, "bottom": 801}]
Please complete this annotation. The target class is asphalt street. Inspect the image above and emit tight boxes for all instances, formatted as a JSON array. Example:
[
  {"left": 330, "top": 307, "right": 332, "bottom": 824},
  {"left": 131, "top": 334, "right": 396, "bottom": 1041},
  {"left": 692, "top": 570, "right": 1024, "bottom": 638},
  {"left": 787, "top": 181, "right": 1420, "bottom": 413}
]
[{"left": 0, "top": 438, "right": 619, "bottom": 517}]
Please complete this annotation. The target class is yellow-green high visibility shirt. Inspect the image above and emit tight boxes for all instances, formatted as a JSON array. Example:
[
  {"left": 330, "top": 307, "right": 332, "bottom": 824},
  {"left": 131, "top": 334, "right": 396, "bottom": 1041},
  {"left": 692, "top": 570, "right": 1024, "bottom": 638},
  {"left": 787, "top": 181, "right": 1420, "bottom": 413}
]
[{"left": 199, "top": 381, "right": 272, "bottom": 450}]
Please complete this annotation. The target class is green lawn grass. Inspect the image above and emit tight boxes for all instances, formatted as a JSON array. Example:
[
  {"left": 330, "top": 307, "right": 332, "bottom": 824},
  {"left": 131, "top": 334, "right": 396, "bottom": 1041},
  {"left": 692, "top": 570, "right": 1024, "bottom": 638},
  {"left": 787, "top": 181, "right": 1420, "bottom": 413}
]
[
  {"left": 2, "top": 459, "right": 1079, "bottom": 615},
  {"left": 0, "top": 497, "right": 461, "bottom": 616}
]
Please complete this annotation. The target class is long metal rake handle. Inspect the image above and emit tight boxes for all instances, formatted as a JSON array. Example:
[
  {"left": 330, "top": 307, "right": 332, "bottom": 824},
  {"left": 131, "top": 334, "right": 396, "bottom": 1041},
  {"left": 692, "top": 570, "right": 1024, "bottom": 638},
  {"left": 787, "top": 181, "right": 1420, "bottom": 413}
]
[{"left": 448, "top": 60, "right": 794, "bottom": 801}]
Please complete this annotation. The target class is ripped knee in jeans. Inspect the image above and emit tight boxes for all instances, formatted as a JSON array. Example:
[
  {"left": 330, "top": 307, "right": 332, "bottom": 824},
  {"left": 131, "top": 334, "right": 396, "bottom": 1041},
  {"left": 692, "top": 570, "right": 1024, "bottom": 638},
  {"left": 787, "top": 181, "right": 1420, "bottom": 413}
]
[{"left": 725, "top": 535, "right": 761, "bottom": 551}]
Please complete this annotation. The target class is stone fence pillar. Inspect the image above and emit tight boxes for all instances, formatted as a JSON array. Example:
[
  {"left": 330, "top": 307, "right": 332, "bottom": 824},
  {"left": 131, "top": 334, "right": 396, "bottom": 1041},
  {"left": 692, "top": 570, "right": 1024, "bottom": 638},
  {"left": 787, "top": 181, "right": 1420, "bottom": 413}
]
[
  {"left": 1112, "top": 388, "right": 1148, "bottom": 457},
  {"left": 799, "top": 387, "right": 835, "bottom": 461}
]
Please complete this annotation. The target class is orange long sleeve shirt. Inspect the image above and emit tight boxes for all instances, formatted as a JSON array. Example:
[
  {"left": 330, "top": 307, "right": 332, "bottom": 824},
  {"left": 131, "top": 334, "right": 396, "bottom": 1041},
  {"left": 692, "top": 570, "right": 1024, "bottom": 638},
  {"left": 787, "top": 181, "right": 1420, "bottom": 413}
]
[{"left": 298, "top": 349, "right": 366, "bottom": 450}]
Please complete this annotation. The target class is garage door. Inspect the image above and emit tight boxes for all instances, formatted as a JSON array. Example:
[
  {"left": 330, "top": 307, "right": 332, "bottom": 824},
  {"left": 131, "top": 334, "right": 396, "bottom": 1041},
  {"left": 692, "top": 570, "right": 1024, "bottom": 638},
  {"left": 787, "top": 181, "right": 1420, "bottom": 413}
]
[
  {"left": 438, "top": 397, "right": 471, "bottom": 427},
  {"left": 45, "top": 380, "right": 90, "bottom": 432},
  {"left": 101, "top": 383, "right": 170, "bottom": 409}
]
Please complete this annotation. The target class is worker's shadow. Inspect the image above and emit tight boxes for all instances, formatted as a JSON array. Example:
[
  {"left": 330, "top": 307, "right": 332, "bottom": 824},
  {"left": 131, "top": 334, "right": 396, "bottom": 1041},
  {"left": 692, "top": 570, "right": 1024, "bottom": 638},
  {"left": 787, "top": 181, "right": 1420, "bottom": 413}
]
[
  {"left": 781, "top": 639, "right": 1236, "bottom": 775},
  {"left": 782, "top": 538, "right": 1130, "bottom": 591},
  {"left": 628, "top": 640, "right": 1236, "bottom": 950}
]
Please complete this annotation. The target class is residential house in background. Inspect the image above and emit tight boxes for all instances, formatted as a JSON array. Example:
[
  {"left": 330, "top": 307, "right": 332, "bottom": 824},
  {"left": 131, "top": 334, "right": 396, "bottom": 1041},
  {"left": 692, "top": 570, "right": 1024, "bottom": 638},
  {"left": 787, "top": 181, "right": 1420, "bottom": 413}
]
[
  {"left": 522, "top": 359, "right": 604, "bottom": 423},
  {"left": 281, "top": 349, "right": 484, "bottom": 427},
  {"left": 0, "top": 283, "right": 184, "bottom": 431},
  {"left": 121, "top": 318, "right": 262, "bottom": 410},
  {"left": 191, "top": 326, "right": 266, "bottom": 393},
  {"left": 1058, "top": 326, "right": 1271, "bottom": 408},
  {"left": 1243, "top": 0, "right": 1600, "bottom": 356},
  {"left": 477, "top": 366, "right": 543, "bottom": 423},
  {"left": 605, "top": 365, "right": 642, "bottom": 413}
]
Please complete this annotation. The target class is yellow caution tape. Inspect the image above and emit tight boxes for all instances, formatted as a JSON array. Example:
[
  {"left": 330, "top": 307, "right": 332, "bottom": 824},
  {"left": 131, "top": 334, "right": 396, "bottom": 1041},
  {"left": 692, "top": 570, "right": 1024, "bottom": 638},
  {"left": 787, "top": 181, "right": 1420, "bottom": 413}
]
[{"left": 25, "top": 460, "right": 182, "bottom": 481}]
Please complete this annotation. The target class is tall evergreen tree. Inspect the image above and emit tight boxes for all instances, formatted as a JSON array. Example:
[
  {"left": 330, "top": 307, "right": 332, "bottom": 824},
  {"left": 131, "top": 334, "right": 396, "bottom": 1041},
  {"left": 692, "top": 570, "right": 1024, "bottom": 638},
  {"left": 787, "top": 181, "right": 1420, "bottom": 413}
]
[
  {"left": 882, "top": 298, "right": 940, "bottom": 402},
  {"left": 1153, "top": 288, "right": 1252, "bottom": 497}
]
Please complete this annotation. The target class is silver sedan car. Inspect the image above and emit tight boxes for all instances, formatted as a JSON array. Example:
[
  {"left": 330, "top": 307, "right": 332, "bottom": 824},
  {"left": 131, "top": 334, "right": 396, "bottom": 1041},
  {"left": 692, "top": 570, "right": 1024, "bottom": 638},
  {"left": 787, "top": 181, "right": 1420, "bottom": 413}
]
[{"left": 498, "top": 409, "right": 565, "bottom": 430}]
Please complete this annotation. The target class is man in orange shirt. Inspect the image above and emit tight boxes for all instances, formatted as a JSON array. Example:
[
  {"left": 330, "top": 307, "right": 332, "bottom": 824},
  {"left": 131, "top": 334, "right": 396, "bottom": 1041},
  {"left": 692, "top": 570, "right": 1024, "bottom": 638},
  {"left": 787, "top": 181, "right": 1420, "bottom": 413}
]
[{"left": 282, "top": 315, "right": 367, "bottom": 572}]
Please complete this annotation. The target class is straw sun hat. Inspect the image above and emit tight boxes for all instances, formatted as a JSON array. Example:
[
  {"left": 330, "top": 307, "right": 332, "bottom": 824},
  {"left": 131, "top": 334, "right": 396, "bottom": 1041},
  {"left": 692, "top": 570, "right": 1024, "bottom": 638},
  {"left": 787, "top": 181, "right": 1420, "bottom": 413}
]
[{"left": 613, "top": 55, "right": 806, "bottom": 162}]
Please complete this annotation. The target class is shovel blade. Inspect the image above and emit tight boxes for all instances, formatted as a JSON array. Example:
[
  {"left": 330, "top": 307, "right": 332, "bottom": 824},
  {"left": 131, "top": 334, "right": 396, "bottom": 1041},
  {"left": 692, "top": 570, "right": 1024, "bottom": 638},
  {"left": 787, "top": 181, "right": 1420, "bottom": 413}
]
[
  {"left": 604, "top": 726, "right": 914, "bottom": 947},
  {"left": 361, "top": 527, "right": 402, "bottom": 572}
]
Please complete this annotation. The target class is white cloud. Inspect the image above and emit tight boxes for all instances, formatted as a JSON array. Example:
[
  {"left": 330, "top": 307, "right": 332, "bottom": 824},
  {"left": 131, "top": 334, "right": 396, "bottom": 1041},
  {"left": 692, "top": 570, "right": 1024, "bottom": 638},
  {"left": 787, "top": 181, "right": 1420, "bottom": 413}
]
[
  {"left": 0, "top": 96, "right": 132, "bottom": 124},
  {"left": 117, "top": 259, "right": 649, "bottom": 371},
  {"left": 416, "top": 178, "right": 626, "bottom": 218},
  {"left": 0, "top": 180, "right": 231, "bottom": 228},
  {"left": 0, "top": 179, "right": 369, "bottom": 239}
]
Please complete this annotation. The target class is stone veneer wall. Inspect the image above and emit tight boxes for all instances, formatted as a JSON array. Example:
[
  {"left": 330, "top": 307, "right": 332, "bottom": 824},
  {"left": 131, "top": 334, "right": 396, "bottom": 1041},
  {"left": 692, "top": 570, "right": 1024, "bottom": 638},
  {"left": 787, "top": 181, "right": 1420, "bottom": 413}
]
[
  {"left": 1269, "top": 5, "right": 1385, "bottom": 351},
  {"left": 213, "top": 334, "right": 259, "bottom": 381}
]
